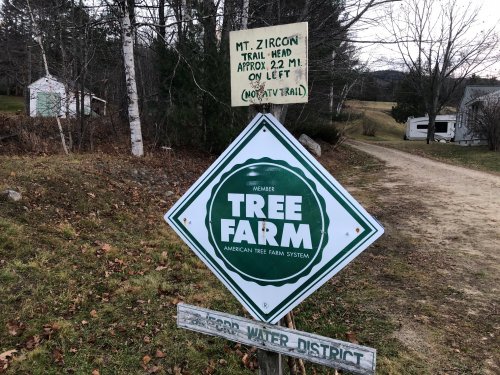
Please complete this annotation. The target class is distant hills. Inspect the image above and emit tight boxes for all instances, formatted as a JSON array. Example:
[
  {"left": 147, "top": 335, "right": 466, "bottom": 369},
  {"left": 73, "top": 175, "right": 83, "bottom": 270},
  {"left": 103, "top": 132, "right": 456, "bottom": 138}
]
[{"left": 349, "top": 70, "right": 499, "bottom": 105}]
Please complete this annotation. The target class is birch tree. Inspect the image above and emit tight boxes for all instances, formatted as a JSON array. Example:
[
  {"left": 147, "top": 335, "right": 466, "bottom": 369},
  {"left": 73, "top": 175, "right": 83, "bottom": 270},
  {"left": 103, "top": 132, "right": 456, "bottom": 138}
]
[
  {"left": 387, "top": 0, "right": 499, "bottom": 143},
  {"left": 116, "top": 0, "right": 144, "bottom": 156},
  {"left": 26, "top": 0, "right": 69, "bottom": 155}
]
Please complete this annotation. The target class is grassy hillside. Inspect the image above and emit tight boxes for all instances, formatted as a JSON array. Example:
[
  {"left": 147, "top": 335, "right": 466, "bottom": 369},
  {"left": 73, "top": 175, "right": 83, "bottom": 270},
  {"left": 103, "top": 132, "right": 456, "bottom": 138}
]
[
  {"left": 1, "top": 149, "right": 399, "bottom": 374},
  {"left": 2, "top": 147, "right": 497, "bottom": 373},
  {"left": 344, "top": 100, "right": 500, "bottom": 174},
  {"left": 0, "top": 96, "right": 25, "bottom": 113},
  {"left": 345, "top": 100, "right": 405, "bottom": 142}
]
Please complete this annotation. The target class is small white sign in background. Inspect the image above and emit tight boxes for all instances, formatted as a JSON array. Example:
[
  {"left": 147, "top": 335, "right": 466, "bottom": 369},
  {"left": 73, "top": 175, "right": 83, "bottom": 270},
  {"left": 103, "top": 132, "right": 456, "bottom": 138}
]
[{"left": 230, "top": 22, "right": 308, "bottom": 106}]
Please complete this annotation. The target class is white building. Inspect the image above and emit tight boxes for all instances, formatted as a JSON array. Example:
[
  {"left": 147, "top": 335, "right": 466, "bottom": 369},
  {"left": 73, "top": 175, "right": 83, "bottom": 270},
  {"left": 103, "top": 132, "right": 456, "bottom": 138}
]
[
  {"left": 28, "top": 75, "right": 106, "bottom": 118},
  {"left": 456, "top": 85, "right": 500, "bottom": 146}
]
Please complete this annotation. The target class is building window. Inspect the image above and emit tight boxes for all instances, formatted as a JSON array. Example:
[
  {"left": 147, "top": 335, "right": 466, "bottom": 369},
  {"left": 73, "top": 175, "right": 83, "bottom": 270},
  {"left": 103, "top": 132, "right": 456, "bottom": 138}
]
[{"left": 435, "top": 122, "right": 448, "bottom": 133}]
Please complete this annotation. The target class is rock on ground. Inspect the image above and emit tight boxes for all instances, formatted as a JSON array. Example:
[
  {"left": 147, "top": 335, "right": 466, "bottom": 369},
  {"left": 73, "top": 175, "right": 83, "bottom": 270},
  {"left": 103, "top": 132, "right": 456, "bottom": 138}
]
[
  {"left": 298, "top": 134, "right": 321, "bottom": 157},
  {"left": 1, "top": 190, "right": 22, "bottom": 202}
]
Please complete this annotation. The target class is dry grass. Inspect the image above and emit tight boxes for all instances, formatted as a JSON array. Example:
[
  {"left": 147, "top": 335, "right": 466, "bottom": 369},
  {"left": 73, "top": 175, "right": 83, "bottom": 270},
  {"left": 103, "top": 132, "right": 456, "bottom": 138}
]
[
  {"left": 344, "top": 101, "right": 405, "bottom": 142},
  {"left": 2, "top": 142, "right": 497, "bottom": 374},
  {"left": 345, "top": 100, "right": 500, "bottom": 174},
  {"left": 0, "top": 96, "right": 24, "bottom": 113}
]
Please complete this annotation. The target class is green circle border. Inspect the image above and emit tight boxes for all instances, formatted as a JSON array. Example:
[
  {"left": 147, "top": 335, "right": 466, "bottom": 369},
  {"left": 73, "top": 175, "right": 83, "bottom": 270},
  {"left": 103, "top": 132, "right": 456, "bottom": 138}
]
[{"left": 206, "top": 157, "right": 330, "bottom": 286}]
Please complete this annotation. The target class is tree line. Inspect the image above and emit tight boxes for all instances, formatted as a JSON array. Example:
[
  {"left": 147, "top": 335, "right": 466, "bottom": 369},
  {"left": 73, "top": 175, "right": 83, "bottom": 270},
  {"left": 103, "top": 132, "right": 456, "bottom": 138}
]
[
  {"left": 1, "top": 0, "right": 385, "bottom": 155},
  {"left": 0, "top": 0, "right": 498, "bottom": 154}
]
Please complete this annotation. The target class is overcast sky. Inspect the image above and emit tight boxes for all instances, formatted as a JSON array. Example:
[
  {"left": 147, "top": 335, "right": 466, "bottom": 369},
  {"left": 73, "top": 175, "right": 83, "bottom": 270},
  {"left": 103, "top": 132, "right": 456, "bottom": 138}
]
[
  {"left": 1, "top": 0, "right": 498, "bottom": 77},
  {"left": 354, "top": 0, "right": 500, "bottom": 77}
]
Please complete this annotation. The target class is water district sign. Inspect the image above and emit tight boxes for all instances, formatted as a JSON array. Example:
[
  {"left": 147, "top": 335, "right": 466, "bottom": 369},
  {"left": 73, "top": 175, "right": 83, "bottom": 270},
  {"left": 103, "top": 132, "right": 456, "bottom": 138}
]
[{"left": 164, "top": 114, "right": 384, "bottom": 323}]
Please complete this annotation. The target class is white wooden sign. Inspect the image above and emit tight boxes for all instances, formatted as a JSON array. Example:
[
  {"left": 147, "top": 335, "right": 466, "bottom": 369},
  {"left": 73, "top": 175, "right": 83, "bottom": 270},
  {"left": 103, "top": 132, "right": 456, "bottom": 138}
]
[
  {"left": 178, "top": 303, "right": 376, "bottom": 375},
  {"left": 230, "top": 22, "right": 308, "bottom": 106}
]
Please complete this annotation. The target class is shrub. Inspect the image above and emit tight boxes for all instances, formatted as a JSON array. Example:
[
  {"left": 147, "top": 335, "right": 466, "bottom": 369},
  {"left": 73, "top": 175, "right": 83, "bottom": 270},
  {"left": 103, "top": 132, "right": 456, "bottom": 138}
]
[
  {"left": 0, "top": 113, "right": 129, "bottom": 155},
  {"left": 362, "top": 112, "right": 377, "bottom": 136}
]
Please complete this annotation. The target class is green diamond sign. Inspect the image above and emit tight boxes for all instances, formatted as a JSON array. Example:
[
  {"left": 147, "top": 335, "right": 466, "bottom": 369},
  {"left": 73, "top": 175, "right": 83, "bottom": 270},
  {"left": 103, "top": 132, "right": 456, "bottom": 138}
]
[{"left": 165, "top": 114, "right": 383, "bottom": 323}]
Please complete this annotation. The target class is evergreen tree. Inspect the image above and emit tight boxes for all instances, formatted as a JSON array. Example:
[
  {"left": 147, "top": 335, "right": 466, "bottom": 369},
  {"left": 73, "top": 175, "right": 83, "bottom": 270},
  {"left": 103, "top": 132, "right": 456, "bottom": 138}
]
[{"left": 391, "top": 73, "right": 427, "bottom": 123}]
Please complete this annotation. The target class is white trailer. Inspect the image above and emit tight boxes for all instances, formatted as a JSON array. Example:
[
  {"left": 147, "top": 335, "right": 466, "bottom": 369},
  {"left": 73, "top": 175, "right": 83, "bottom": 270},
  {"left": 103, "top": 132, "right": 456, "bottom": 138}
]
[{"left": 404, "top": 115, "right": 456, "bottom": 141}]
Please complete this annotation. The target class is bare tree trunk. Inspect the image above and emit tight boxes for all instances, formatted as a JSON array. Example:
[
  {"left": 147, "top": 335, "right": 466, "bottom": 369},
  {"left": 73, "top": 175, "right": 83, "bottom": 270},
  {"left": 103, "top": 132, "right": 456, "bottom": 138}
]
[
  {"left": 329, "top": 50, "right": 337, "bottom": 124},
  {"left": 25, "top": 43, "right": 32, "bottom": 116},
  {"left": 181, "top": 0, "right": 192, "bottom": 34},
  {"left": 157, "top": 0, "right": 166, "bottom": 41},
  {"left": 26, "top": 0, "right": 69, "bottom": 155},
  {"left": 336, "top": 80, "right": 357, "bottom": 116},
  {"left": 241, "top": 0, "right": 249, "bottom": 29},
  {"left": 119, "top": 0, "right": 144, "bottom": 157}
]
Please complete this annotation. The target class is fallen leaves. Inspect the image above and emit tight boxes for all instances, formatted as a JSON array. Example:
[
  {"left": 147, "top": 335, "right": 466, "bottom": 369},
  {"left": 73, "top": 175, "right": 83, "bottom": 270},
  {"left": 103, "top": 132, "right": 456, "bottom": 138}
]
[
  {"left": 0, "top": 349, "right": 17, "bottom": 373},
  {"left": 0, "top": 350, "right": 17, "bottom": 361},
  {"left": 203, "top": 359, "right": 216, "bottom": 374},
  {"left": 170, "top": 296, "right": 184, "bottom": 306},
  {"left": 100, "top": 243, "right": 111, "bottom": 253},
  {"left": 147, "top": 365, "right": 162, "bottom": 373},
  {"left": 239, "top": 346, "right": 258, "bottom": 371},
  {"left": 52, "top": 348, "right": 64, "bottom": 365},
  {"left": 155, "top": 350, "right": 166, "bottom": 358},
  {"left": 139, "top": 349, "right": 168, "bottom": 373},
  {"left": 20, "top": 322, "right": 61, "bottom": 356},
  {"left": 24, "top": 335, "right": 41, "bottom": 350},
  {"left": 0, "top": 153, "right": 222, "bottom": 374},
  {"left": 140, "top": 354, "right": 165, "bottom": 373},
  {"left": 42, "top": 322, "right": 60, "bottom": 340},
  {"left": 6, "top": 320, "right": 25, "bottom": 336},
  {"left": 346, "top": 331, "right": 359, "bottom": 345}
]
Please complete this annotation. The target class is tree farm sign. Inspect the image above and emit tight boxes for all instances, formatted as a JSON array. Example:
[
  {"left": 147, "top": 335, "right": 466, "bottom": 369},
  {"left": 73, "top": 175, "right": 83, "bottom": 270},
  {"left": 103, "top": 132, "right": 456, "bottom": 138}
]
[
  {"left": 229, "top": 22, "right": 308, "bottom": 106},
  {"left": 164, "top": 114, "right": 384, "bottom": 324}
]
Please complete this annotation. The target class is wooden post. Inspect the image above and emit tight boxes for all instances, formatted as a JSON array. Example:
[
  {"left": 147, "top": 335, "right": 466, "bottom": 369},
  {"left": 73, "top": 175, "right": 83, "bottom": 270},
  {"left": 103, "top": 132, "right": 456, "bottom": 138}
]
[
  {"left": 257, "top": 102, "right": 287, "bottom": 375},
  {"left": 271, "top": 104, "right": 287, "bottom": 123},
  {"left": 257, "top": 348, "right": 282, "bottom": 375}
]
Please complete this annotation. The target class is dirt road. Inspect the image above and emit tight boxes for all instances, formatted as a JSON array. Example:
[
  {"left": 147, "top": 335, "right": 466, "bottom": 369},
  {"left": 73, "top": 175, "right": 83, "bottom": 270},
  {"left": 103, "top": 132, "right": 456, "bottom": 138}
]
[{"left": 347, "top": 141, "right": 500, "bottom": 374}]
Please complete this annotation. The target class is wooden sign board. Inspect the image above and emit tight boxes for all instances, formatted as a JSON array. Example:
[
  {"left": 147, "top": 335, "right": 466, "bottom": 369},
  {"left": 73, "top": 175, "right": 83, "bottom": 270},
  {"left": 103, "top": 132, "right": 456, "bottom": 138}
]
[
  {"left": 177, "top": 303, "right": 376, "bottom": 375},
  {"left": 230, "top": 22, "right": 308, "bottom": 106}
]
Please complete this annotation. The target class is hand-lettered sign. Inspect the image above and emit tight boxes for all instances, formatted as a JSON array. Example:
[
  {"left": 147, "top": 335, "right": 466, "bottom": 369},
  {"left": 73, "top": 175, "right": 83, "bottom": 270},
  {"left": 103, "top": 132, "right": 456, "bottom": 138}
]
[
  {"left": 230, "top": 22, "right": 308, "bottom": 106},
  {"left": 164, "top": 114, "right": 383, "bottom": 323}
]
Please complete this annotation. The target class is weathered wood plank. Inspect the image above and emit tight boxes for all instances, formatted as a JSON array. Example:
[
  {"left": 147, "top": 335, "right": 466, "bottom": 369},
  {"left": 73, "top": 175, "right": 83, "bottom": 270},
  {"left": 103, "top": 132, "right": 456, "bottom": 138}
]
[{"left": 177, "top": 303, "right": 376, "bottom": 375}]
